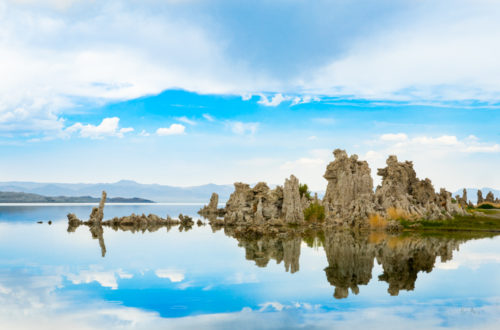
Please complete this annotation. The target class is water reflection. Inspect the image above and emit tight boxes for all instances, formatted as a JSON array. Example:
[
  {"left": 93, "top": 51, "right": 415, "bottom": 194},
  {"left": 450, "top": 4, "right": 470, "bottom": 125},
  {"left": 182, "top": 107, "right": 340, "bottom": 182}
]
[{"left": 69, "top": 217, "right": 497, "bottom": 299}]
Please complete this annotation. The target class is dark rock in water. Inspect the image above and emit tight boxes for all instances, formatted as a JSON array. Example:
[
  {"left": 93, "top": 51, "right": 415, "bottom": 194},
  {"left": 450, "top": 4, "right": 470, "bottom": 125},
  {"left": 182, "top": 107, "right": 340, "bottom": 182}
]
[
  {"left": 37, "top": 221, "right": 43, "bottom": 224},
  {"left": 198, "top": 192, "right": 226, "bottom": 221},
  {"left": 48, "top": 220, "right": 52, "bottom": 225},
  {"left": 89, "top": 191, "right": 106, "bottom": 224},
  {"left": 197, "top": 219, "right": 203, "bottom": 226}
]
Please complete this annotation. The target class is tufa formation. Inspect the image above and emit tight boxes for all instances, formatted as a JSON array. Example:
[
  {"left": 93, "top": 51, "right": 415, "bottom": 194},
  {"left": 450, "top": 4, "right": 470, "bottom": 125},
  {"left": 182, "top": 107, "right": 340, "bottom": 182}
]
[{"left": 200, "top": 148, "right": 469, "bottom": 228}]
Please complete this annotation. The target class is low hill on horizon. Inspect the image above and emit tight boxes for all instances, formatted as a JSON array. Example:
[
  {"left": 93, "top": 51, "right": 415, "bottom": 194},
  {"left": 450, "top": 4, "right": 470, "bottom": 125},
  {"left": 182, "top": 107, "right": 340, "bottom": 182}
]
[
  {"left": 0, "top": 191, "right": 154, "bottom": 203},
  {"left": 0, "top": 180, "right": 235, "bottom": 203}
]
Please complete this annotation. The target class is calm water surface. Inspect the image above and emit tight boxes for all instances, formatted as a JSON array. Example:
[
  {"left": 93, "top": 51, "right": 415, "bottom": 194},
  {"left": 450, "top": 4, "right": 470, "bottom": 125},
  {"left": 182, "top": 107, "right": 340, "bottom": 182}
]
[{"left": 0, "top": 204, "right": 499, "bottom": 329}]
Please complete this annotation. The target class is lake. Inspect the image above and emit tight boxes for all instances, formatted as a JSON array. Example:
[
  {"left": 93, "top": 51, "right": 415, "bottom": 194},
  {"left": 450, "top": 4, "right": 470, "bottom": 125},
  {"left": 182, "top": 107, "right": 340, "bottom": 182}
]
[{"left": 0, "top": 204, "right": 499, "bottom": 329}]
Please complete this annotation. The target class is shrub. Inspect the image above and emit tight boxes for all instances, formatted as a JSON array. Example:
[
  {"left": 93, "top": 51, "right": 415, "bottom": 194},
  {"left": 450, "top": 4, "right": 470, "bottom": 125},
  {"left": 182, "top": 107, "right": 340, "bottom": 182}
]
[
  {"left": 299, "top": 183, "right": 312, "bottom": 200},
  {"left": 477, "top": 203, "right": 499, "bottom": 209},
  {"left": 304, "top": 202, "right": 325, "bottom": 222},
  {"left": 369, "top": 213, "right": 388, "bottom": 228},
  {"left": 387, "top": 207, "right": 411, "bottom": 220}
]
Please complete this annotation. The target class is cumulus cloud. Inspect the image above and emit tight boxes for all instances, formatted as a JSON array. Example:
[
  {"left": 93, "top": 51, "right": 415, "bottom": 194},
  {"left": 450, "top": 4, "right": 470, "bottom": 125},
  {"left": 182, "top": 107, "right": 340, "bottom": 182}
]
[
  {"left": 378, "top": 133, "right": 499, "bottom": 153},
  {"left": 257, "top": 93, "right": 288, "bottom": 107},
  {"left": 66, "top": 270, "right": 118, "bottom": 290},
  {"left": 66, "top": 117, "right": 133, "bottom": 139},
  {"left": 155, "top": 269, "right": 185, "bottom": 282},
  {"left": 228, "top": 121, "right": 259, "bottom": 135},
  {"left": 3, "top": 1, "right": 500, "bottom": 140},
  {"left": 291, "top": 95, "right": 320, "bottom": 106},
  {"left": 156, "top": 123, "right": 186, "bottom": 136},
  {"left": 380, "top": 133, "right": 408, "bottom": 142}
]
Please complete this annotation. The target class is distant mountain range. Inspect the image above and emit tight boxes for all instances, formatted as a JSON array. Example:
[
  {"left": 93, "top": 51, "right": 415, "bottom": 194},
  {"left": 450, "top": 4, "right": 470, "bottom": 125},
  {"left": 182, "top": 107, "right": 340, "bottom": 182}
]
[
  {"left": 452, "top": 188, "right": 500, "bottom": 204},
  {"left": 0, "top": 180, "right": 235, "bottom": 203},
  {"left": 0, "top": 191, "right": 154, "bottom": 203}
]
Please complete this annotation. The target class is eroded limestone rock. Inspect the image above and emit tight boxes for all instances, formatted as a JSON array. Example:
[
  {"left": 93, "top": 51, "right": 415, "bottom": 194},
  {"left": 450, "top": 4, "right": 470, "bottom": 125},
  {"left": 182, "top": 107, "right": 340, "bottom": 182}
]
[
  {"left": 477, "top": 190, "right": 484, "bottom": 205},
  {"left": 322, "top": 149, "right": 377, "bottom": 226},
  {"left": 485, "top": 191, "right": 495, "bottom": 203},
  {"left": 375, "top": 155, "right": 464, "bottom": 220},
  {"left": 282, "top": 175, "right": 304, "bottom": 225}
]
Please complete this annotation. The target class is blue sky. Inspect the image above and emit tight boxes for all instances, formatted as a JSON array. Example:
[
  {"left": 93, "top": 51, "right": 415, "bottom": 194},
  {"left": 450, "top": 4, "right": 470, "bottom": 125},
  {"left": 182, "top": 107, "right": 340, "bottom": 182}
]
[{"left": 0, "top": 0, "right": 499, "bottom": 190}]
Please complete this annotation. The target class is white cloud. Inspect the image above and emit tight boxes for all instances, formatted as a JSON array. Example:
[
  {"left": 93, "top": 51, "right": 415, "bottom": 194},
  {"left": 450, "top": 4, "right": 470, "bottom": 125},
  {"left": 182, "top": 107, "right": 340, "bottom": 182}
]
[
  {"left": 378, "top": 133, "right": 498, "bottom": 153},
  {"left": 257, "top": 93, "right": 288, "bottom": 107},
  {"left": 66, "top": 117, "right": 133, "bottom": 139},
  {"left": 380, "top": 133, "right": 408, "bottom": 142},
  {"left": 66, "top": 270, "right": 118, "bottom": 290},
  {"left": 176, "top": 116, "right": 196, "bottom": 125},
  {"left": 139, "top": 129, "right": 150, "bottom": 137},
  {"left": 202, "top": 113, "right": 215, "bottom": 122},
  {"left": 464, "top": 144, "right": 500, "bottom": 153},
  {"left": 291, "top": 95, "right": 320, "bottom": 106},
  {"left": 365, "top": 133, "right": 500, "bottom": 190},
  {"left": 155, "top": 269, "right": 185, "bottom": 282},
  {"left": 241, "top": 93, "right": 252, "bottom": 101},
  {"left": 156, "top": 123, "right": 185, "bottom": 136},
  {"left": 258, "top": 302, "right": 284, "bottom": 312},
  {"left": 309, "top": 3, "right": 500, "bottom": 101},
  {"left": 228, "top": 121, "right": 259, "bottom": 135},
  {"left": 117, "top": 270, "right": 133, "bottom": 279}
]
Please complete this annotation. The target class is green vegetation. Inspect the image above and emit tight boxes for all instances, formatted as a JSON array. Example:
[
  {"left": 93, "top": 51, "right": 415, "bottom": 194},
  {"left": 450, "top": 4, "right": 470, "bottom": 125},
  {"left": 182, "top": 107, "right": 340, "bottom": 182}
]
[
  {"left": 299, "top": 183, "right": 312, "bottom": 200},
  {"left": 304, "top": 202, "right": 325, "bottom": 223},
  {"left": 477, "top": 203, "right": 499, "bottom": 209},
  {"left": 397, "top": 211, "right": 500, "bottom": 232}
]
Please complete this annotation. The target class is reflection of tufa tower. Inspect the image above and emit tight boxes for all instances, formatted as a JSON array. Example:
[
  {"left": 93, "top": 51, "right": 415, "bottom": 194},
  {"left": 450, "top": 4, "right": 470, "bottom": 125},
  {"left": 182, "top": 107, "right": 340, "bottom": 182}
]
[
  {"left": 225, "top": 227, "right": 301, "bottom": 273},
  {"left": 323, "top": 230, "right": 375, "bottom": 299},
  {"left": 376, "top": 236, "right": 461, "bottom": 295},
  {"left": 322, "top": 230, "right": 465, "bottom": 299}
]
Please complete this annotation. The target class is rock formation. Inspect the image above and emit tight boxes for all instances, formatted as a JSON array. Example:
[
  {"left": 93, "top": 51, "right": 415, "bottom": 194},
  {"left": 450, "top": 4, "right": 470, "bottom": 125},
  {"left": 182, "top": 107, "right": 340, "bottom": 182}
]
[
  {"left": 322, "top": 149, "right": 377, "bottom": 226},
  {"left": 282, "top": 175, "right": 304, "bottom": 224},
  {"left": 198, "top": 193, "right": 225, "bottom": 220},
  {"left": 89, "top": 191, "right": 107, "bottom": 224},
  {"left": 221, "top": 176, "right": 307, "bottom": 226},
  {"left": 201, "top": 148, "right": 471, "bottom": 227},
  {"left": 223, "top": 182, "right": 283, "bottom": 225},
  {"left": 477, "top": 190, "right": 484, "bottom": 204},
  {"left": 375, "top": 155, "right": 464, "bottom": 220},
  {"left": 456, "top": 189, "right": 468, "bottom": 208},
  {"left": 485, "top": 191, "right": 495, "bottom": 203}
]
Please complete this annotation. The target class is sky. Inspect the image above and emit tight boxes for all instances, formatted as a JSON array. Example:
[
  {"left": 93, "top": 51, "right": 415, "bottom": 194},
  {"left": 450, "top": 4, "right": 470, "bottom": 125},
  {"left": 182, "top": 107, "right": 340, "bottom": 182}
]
[{"left": 0, "top": 0, "right": 499, "bottom": 191}]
